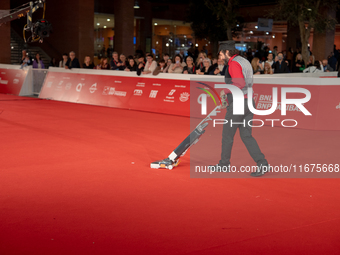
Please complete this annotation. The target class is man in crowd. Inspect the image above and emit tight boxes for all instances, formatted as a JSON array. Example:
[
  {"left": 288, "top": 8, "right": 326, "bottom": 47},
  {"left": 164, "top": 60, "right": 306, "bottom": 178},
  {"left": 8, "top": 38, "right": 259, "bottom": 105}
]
[
  {"left": 110, "top": 52, "right": 122, "bottom": 70},
  {"left": 322, "top": 59, "right": 334, "bottom": 72},
  {"left": 65, "top": 51, "right": 80, "bottom": 69},
  {"left": 210, "top": 58, "right": 226, "bottom": 75},
  {"left": 272, "top": 53, "right": 289, "bottom": 73},
  {"left": 118, "top": 54, "right": 128, "bottom": 70}
]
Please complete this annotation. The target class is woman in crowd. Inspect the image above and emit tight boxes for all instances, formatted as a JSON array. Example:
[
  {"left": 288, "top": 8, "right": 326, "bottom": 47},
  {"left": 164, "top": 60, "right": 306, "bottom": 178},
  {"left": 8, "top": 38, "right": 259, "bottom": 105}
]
[
  {"left": 83, "top": 56, "right": 95, "bottom": 69},
  {"left": 263, "top": 62, "right": 273, "bottom": 74},
  {"left": 293, "top": 53, "right": 305, "bottom": 72},
  {"left": 49, "top": 58, "right": 57, "bottom": 68},
  {"left": 59, "top": 53, "right": 68, "bottom": 68},
  {"left": 182, "top": 56, "right": 196, "bottom": 74},
  {"left": 169, "top": 55, "right": 186, "bottom": 73},
  {"left": 303, "top": 60, "right": 324, "bottom": 73},
  {"left": 32, "top": 53, "right": 45, "bottom": 69},
  {"left": 195, "top": 52, "right": 207, "bottom": 70},
  {"left": 96, "top": 57, "right": 110, "bottom": 70},
  {"left": 125, "top": 57, "right": 138, "bottom": 71},
  {"left": 196, "top": 58, "right": 212, "bottom": 75},
  {"left": 251, "top": 57, "right": 263, "bottom": 75},
  {"left": 306, "top": 55, "right": 315, "bottom": 67},
  {"left": 164, "top": 59, "right": 172, "bottom": 73},
  {"left": 142, "top": 54, "right": 157, "bottom": 74},
  {"left": 152, "top": 59, "right": 168, "bottom": 75}
]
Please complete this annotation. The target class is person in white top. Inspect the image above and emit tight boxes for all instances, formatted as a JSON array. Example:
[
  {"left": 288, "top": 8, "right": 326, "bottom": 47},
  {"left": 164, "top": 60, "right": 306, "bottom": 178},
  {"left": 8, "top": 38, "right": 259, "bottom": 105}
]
[
  {"left": 168, "top": 55, "right": 186, "bottom": 73},
  {"left": 303, "top": 60, "right": 324, "bottom": 73},
  {"left": 262, "top": 53, "right": 274, "bottom": 69},
  {"left": 59, "top": 53, "right": 68, "bottom": 68},
  {"left": 142, "top": 54, "right": 157, "bottom": 74}
]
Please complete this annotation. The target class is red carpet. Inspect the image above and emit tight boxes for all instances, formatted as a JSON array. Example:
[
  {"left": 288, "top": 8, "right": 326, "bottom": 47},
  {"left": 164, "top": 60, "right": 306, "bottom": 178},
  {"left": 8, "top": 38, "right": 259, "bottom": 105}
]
[{"left": 1, "top": 93, "right": 340, "bottom": 255}]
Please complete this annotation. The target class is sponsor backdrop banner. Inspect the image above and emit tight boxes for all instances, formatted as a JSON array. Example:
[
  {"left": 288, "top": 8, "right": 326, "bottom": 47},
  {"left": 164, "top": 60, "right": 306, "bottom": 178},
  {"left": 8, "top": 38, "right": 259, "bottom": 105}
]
[
  {"left": 39, "top": 72, "right": 340, "bottom": 130},
  {"left": 0, "top": 68, "right": 27, "bottom": 95},
  {"left": 39, "top": 72, "right": 191, "bottom": 116}
]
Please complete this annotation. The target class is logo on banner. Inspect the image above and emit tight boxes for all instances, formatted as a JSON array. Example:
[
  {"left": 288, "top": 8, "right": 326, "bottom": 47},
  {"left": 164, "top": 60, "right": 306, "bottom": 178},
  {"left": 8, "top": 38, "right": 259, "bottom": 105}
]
[
  {"left": 0, "top": 78, "right": 9, "bottom": 85},
  {"left": 109, "top": 87, "right": 116, "bottom": 95},
  {"left": 103, "top": 86, "right": 111, "bottom": 95},
  {"left": 136, "top": 82, "right": 145, "bottom": 87},
  {"left": 47, "top": 81, "right": 53, "bottom": 88},
  {"left": 76, "top": 83, "right": 85, "bottom": 92},
  {"left": 168, "top": 89, "right": 176, "bottom": 96},
  {"left": 102, "top": 86, "right": 126, "bottom": 96},
  {"left": 65, "top": 83, "right": 72, "bottom": 90},
  {"left": 134, "top": 89, "right": 143, "bottom": 96},
  {"left": 336, "top": 103, "right": 340, "bottom": 110},
  {"left": 152, "top": 83, "right": 161, "bottom": 87},
  {"left": 149, "top": 90, "right": 158, "bottom": 98},
  {"left": 89, "top": 83, "right": 97, "bottom": 93},
  {"left": 179, "top": 92, "right": 190, "bottom": 102},
  {"left": 56, "top": 80, "right": 63, "bottom": 89},
  {"left": 13, "top": 79, "right": 19, "bottom": 84}
]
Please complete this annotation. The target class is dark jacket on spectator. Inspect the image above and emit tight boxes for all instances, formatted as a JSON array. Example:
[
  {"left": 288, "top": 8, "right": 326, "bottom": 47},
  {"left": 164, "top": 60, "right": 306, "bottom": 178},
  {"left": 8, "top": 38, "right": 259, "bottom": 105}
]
[
  {"left": 126, "top": 63, "right": 138, "bottom": 71},
  {"left": 83, "top": 63, "right": 95, "bottom": 69},
  {"left": 182, "top": 65, "right": 196, "bottom": 74},
  {"left": 272, "top": 61, "right": 289, "bottom": 73},
  {"left": 118, "top": 61, "right": 128, "bottom": 71},
  {"left": 293, "top": 60, "right": 305, "bottom": 73},
  {"left": 137, "top": 62, "right": 145, "bottom": 76},
  {"left": 200, "top": 66, "right": 214, "bottom": 75},
  {"left": 209, "top": 63, "right": 227, "bottom": 75},
  {"left": 66, "top": 58, "right": 81, "bottom": 69},
  {"left": 110, "top": 59, "right": 121, "bottom": 70}
]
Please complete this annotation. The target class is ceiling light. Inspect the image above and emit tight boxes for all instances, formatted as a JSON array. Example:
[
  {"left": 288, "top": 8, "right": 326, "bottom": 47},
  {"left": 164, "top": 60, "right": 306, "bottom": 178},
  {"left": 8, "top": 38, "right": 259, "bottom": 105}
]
[
  {"left": 107, "top": 19, "right": 110, "bottom": 21},
  {"left": 134, "top": 1, "right": 140, "bottom": 9}
]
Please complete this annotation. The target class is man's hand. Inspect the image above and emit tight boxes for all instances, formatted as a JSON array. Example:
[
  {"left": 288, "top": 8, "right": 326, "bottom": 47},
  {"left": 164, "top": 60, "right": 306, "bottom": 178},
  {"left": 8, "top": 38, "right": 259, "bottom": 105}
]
[{"left": 214, "top": 68, "right": 220, "bottom": 75}]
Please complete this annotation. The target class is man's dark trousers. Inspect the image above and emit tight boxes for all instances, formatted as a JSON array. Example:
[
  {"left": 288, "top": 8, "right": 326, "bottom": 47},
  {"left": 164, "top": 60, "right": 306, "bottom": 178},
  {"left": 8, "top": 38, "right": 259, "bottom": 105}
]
[{"left": 219, "top": 98, "right": 268, "bottom": 167}]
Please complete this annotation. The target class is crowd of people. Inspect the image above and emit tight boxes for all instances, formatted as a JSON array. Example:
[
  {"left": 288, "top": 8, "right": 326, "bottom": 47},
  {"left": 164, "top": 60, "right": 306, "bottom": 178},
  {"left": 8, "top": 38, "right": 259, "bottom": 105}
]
[{"left": 20, "top": 45, "right": 340, "bottom": 77}]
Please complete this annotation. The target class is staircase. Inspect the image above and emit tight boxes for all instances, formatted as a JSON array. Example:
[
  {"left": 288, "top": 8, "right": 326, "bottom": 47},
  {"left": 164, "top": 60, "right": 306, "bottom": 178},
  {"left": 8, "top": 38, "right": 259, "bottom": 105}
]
[{"left": 11, "top": 28, "right": 51, "bottom": 68}]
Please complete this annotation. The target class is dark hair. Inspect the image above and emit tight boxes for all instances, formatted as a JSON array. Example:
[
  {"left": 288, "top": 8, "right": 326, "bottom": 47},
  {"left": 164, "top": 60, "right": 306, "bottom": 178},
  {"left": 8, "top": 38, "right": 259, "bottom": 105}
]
[
  {"left": 221, "top": 49, "right": 239, "bottom": 58},
  {"left": 136, "top": 53, "right": 144, "bottom": 59},
  {"left": 174, "top": 54, "right": 183, "bottom": 63},
  {"left": 164, "top": 53, "right": 169, "bottom": 56},
  {"left": 147, "top": 53, "right": 154, "bottom": 59},
  {"left": 158, "top": 59, "right": 165, "bottom": 64},
  {"left": 63, "top": 53, "right": 68, "bottom": 57},
  {"left": 314, "top": 60, "right": 321, "bottom": 70},
  {"left": 127, "top": 55, "right": 134, "bottom": 60}
]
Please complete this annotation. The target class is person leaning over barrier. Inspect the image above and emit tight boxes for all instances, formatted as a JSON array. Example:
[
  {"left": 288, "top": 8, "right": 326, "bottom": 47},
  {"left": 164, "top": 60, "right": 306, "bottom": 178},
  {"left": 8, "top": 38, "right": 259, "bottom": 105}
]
[
  {"left": 125, "top": 57, "right": 138, "bottom": 72},
  {"left": 142, "top": 54, "right": 157, "bottom": 75}
]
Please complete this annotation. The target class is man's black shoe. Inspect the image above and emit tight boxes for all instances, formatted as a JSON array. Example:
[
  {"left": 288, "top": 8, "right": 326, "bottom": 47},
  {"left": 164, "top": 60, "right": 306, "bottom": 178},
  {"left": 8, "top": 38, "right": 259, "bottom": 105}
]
[
  {"left": 208, "top": 163, "right": 230, "bottom": 173},
  {"left": 250, "top": 165, "right": 271, "bottom": 177}
]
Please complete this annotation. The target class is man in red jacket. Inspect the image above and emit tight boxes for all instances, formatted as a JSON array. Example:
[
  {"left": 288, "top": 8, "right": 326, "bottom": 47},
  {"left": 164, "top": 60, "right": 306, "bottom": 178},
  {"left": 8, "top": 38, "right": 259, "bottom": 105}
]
[{"left": 214, "top": 40, "right": 270, "bottom": 177}]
